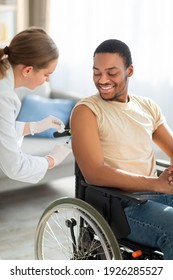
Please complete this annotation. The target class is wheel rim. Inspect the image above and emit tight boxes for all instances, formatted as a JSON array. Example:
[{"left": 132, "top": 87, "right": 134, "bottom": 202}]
[{"left": 35, "top": 198, "right": 122, "bottom": 260}]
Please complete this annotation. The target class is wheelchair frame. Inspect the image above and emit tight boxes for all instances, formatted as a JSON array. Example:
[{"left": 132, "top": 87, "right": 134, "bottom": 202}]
[{"left": 34, "top": 160, "right": 168, "bottom": 260}]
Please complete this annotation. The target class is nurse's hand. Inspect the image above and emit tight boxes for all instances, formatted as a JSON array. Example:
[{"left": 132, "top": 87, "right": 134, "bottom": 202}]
[
  {"left": 46, "top": 144, "right": 72, "bottom": 169},
  {"left": 29, "top": 115, "right": 65, "bottom": 135}
]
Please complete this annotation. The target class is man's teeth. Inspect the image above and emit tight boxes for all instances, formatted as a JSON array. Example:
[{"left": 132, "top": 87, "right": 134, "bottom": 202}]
[{"left": 100, "top": 85, "right": 113, "bottom": 90}]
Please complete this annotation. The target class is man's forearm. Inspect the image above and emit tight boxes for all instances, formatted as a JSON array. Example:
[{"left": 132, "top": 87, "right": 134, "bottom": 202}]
[{"left": 82, "top": 163, "right": 173, "bottom": 194}]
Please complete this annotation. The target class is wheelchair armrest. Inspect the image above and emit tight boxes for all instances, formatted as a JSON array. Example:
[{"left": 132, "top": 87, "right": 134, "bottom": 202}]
[
  {"left": 81, "top": 180, "right": 147, "bottom": 204},
  {"left": 156, "top": 159, "right": 170, "bottom": 176},
  {"left": 156, "top": 159, "right": 170, "bottom": 168}
]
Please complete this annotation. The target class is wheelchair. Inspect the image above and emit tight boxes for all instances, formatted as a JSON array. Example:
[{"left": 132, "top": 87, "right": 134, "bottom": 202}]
[{"left": 35, "top": 159, "right": 169, "bottom": 260}]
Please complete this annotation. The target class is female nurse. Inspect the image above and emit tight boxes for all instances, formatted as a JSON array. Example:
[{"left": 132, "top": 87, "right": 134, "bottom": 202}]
[{"left": 0, "top": 27, "right": 71, "bottom": 184}]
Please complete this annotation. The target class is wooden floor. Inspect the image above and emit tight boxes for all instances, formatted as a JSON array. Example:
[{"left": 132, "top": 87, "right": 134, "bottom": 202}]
[{"left": 0, "top": 176, "right": 75, "bottom": 260}]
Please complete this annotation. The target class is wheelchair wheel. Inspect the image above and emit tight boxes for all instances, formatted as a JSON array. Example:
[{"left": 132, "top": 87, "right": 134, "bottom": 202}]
[{"left": 35, "top": 197, "right": 122, "bottom": 260}]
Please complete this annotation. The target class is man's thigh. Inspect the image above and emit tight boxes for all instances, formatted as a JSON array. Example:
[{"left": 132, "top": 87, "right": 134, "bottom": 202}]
[{"left": 123, "top": 196, "right": 173, "bottom": 248}]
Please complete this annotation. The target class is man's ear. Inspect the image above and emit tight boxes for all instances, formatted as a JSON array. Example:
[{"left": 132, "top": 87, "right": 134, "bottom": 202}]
[
  {"left": 128, "top": 64, "right": 134, "bottom": 77},
  {"left": 22, "top": 66, "right": 33, "bottom": 77}
]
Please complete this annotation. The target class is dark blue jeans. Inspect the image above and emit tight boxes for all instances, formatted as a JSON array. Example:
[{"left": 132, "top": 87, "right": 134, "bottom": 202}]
[{"left": 123, "top": 193, "right": 173, "bottom": 259}]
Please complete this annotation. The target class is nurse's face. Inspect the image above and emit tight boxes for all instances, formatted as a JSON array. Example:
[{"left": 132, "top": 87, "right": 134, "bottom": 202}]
[{"left": 22, "top": 59, "right": 57, "bottom": 90}]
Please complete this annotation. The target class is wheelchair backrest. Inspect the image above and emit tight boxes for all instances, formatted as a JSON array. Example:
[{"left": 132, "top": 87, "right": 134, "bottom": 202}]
[{"left": 75, "top": 163, "right": 131, "bottom": 239}]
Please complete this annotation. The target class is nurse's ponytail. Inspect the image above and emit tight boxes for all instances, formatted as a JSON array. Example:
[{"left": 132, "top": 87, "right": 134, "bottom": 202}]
[
  {"left": 0, "top": 26, "right": 59, "bottom": 79},
  {"left": 0, "top": 47, "right": 10, "bottom": 79}
]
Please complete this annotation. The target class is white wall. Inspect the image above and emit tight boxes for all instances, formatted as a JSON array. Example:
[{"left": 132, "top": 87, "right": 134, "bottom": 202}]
[{"left": 49, "top": 0, "right": 173, "bottom": 145}]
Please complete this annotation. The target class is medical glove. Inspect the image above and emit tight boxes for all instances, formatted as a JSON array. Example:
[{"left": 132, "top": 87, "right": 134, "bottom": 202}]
[
  {"left": 47, "top": 144, "right": 72, "bottom": 167},
  {"left": 29, "top": 115, "right": 65, "bottom": 135}
]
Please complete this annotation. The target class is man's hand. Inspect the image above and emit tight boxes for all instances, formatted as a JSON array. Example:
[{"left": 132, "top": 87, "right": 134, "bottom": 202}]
[
  {"left": 167, "top": 165, "right": 173, "bottom": 185},
  {"left": 157, "top": 167, "right": 173, "bottom": 194}
]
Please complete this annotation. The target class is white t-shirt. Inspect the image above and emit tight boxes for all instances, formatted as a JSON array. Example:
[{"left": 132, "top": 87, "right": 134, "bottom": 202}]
[{"left": 75, "top": 93, "right": 165, "bottom": 176}]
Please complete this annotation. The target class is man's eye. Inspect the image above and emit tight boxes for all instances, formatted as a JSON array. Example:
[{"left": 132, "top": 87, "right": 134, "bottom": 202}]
[
  {"left": 94, "top": 73, "right": 101, "bottom": 76},
  {"left": 109, "top": 73, "right": 117, "bottom": 76}
]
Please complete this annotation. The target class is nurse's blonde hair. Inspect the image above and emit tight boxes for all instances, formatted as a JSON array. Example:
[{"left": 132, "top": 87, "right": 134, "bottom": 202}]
[{"left": 0, "top": 27, "right": 59, "bottom": 79}]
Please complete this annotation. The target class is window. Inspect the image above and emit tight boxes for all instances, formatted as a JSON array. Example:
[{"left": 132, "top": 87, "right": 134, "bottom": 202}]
[{"left": 49, "top": 0, "right": 173, "bottom": 128}]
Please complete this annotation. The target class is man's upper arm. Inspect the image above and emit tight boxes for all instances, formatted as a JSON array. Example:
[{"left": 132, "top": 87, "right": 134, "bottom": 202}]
[
  {"left": 153, "top": 123, "right": 173, "bottom": 159},
  {"left": 70, "top": 105, "right": 104, "bottom": 181}
]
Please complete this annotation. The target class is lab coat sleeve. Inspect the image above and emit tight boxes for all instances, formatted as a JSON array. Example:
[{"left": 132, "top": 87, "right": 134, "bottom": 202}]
[
  {"left": 16, "top": 121, "right": 25, "bottom": 137},
  {"left": 0, "top": 95, "right": 48, "bottom": 184},
  {"left": 15, "top": 121, "right": 25, "bottom": 147}
]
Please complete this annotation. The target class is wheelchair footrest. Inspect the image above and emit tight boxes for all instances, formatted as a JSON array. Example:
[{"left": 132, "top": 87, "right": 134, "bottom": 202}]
[{"left": 118, "top": 239, "right": 163, "bottom": 260}]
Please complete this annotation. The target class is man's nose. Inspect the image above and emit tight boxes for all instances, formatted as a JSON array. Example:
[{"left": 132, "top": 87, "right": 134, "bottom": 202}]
[{"left": 98, "top": 74, "right": 110, "bottom": 84}]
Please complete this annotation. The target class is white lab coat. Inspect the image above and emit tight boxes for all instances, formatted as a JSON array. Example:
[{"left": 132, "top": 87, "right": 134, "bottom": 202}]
[{"left": 0, "top": 66, "right": 48, "bottom": 183}]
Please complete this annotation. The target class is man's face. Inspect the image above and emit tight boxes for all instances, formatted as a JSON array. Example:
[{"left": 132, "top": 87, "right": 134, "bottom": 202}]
[{"left": 93, "top": 53, "right": 133, "bottom": 102}]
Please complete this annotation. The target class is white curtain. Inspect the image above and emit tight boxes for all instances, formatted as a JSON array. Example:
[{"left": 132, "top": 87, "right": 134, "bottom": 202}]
[
  {"left": 17, "top": 0, "right": 50, "bottom": 31},
  {"left": 49, "top": 0, "right": 173, "bottom": 130}
]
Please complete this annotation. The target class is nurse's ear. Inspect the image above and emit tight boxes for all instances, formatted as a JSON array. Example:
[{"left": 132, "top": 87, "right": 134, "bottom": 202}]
[{"left": 22, "top": 66, "right": 33, "bottom": 77}]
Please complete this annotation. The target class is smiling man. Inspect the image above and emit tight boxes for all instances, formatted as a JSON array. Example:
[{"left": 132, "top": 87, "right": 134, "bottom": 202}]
[{"left": 70, "top": 39, "right": 173, "bottom": 259}]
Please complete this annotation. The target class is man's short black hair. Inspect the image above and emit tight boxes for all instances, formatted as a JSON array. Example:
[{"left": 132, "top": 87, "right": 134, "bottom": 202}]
[{"left": 94, "top": 39, "right": 132, "bottom": 68}]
